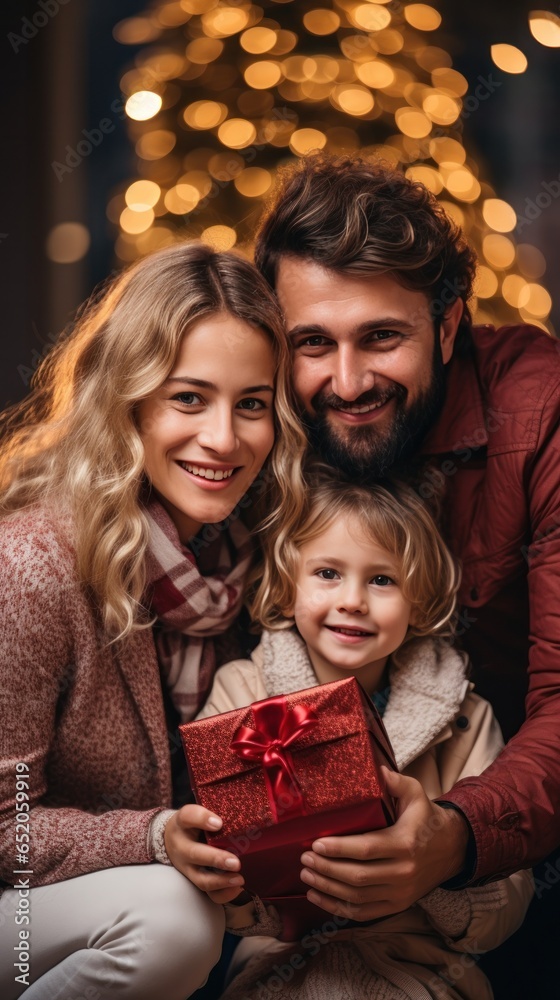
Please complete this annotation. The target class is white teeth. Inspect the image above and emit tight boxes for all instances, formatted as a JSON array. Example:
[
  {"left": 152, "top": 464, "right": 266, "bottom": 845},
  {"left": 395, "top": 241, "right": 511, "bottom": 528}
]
[
  {"left": 340, "top": 401, "right": 385, "bottom": 415},
  {"left": 180, "top": 463, "right": 234, "bottom": 480},
  {"left": 331, "top": 626, "right": 372, "bottom": 636}
]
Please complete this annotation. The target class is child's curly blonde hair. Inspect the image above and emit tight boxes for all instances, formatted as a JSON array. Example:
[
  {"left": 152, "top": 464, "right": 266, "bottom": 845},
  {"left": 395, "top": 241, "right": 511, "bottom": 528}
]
[{"left": 251, "top": 469, "right": 459, "bottom": 642}]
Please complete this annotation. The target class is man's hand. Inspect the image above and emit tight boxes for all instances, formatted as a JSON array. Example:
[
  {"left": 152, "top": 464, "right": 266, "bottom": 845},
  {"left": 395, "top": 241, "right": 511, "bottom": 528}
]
[
  {"left": 164, "top": 804, "right": 245, "bottom": 905},
  {"left": 299, "top": 767, "right": 470, "bottom": 922}
]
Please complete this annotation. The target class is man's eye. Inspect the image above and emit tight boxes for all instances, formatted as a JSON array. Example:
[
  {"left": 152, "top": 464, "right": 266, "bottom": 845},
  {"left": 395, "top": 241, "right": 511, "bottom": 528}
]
[
  {"left": 316, "top": 569, "right": 339, "bottom": 580},
  {"left": 372, "top": 575, "right": 394, "bottom": 586},
  {"left": 369, "top": 330, "right": 397, "bottom": 343},
  {"left": 298, "top": 335, "right": 329, "bottom": 348},
  {"left": 238, "top": 398, "right": 266, "bottom": 411},
  {"left": 174, "top": 392, "right": 202, "bottom": 406}
]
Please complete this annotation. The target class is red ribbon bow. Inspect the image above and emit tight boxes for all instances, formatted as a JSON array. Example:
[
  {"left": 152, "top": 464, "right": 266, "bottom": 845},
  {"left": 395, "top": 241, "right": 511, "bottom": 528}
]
[{"left": 231, "top": 697, "right": 318, "bottom": 822}]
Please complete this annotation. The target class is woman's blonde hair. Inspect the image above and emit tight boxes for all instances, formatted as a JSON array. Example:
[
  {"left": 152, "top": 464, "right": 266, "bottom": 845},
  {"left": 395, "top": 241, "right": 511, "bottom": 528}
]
[
  {"left": 0, "top": 241, "right": 307, "bottom": 640},
  {"left": 251, "top": 470, "right": 459, "bottom": 641}
]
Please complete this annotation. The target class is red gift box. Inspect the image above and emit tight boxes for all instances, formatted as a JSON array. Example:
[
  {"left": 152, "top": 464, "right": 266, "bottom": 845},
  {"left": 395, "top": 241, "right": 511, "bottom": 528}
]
[{"left": 180, "top": 676, "right": 397, "bottom": 940}]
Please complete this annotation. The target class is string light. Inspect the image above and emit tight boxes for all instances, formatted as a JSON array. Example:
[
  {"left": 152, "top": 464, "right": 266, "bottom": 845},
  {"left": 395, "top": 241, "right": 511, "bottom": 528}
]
[{"left": 112, "top": 0, "right": 553, "bottom": 332}]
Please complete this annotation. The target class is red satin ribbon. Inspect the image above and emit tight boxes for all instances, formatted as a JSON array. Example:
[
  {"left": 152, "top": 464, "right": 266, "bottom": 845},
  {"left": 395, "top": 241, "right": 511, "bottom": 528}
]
[{"left": 231, "top": 697, "right": 318, "bottom": 822}]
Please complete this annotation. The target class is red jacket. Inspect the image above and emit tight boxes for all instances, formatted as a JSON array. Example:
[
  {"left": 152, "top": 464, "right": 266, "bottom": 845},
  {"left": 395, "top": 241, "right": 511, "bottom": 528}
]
[{"left": 421, "top": 323, "right": 560, "bottom": 881}]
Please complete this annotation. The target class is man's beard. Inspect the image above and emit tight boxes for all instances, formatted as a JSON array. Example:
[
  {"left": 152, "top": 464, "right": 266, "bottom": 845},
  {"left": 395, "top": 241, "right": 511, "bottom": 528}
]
[{"left": 302, "top": 342, "right": 447, "bottom": 482}]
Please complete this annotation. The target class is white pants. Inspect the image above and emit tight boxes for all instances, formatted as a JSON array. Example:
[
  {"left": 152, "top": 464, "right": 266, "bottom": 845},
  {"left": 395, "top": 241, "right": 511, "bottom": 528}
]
[{"left": 0, "top": 864, "right": 225, "bottom": 1000}]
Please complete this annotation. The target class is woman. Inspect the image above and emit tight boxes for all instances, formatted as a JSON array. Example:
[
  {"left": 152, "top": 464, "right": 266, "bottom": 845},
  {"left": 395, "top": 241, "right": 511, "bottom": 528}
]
[{"left": 0, "top": 242, "right": 306, "bottom": 1000}]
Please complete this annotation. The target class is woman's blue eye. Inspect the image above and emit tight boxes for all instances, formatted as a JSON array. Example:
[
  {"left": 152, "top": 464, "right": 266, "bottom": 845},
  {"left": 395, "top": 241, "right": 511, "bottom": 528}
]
[
  {"left": 238, "top": 398, "right": 265, "bottom": 411},
  {"left": 317, "top": 569, "right": 338, "bottom": 580},
  {"left": 174, "top": 392, "right": 202, "bottom": 405}
]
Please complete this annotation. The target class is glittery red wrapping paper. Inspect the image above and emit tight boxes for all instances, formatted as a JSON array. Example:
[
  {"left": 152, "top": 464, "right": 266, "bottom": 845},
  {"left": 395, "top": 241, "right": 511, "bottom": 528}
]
[{"left": 180, "top": 677, "right": 397, "bottom": 940}]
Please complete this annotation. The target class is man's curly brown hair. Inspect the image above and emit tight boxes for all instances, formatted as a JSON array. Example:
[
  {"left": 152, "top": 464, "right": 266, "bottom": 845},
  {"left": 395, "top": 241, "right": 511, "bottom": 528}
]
[{"left": 255, "top": 154, "right": 477, "bottom": 354}]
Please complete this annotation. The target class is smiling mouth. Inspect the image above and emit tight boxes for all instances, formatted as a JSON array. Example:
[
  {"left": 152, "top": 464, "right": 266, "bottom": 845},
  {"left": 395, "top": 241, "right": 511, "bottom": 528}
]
[
  {"left": 326, "top": 625, "right": 375, "bottom": 637},
  {"left": 330, "top": 398, "right": 392, "bottom": 415},
  {"left": 177, "top": 462, "right": 238, "bottom": 481}
]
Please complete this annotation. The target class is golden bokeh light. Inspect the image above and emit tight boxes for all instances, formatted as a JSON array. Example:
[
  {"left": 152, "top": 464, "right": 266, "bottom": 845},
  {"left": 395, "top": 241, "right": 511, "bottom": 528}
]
[
  {"left": 475, "top": 265, "right": 499, "bottom": 299},
  {"left": 528, "top": 10, "right": 560, "bottom": 47},
  {"left": 445, "top": 168, "right": 481, "bottom": 203},
  {"left": 136, "top": 130, "right": 177, "bottom": 160},
  {"left": 333, "top": 85, "right": 375, "bottom": 116},
  {"left": 125, "top": 91, "right": 163, "bottom": 121},
  {"left": 405, "top": 164, "right": 443, "bottom": 194},
  {"left": 201, "top": 225, "right": 237, "bottom": 250},
  {"left": 125, "top": 180, "right": 161, "bottom": 210},
  {"left": 163, "top": 183, "right": 200, "bottom": 214},
  {"left": 46, "top": 222, "right": 91, "bottom": 263},
  {"left": 244, "top": 61, "right": 282, "bottom": 89},
  {"left": 482, "top": 198, "right": 517, "bottom": 232},
  {"left": 156, "top": 2, "right": 191, "bottom": 26},
  {"left": 113, "top": 17, "right": 161, "bottom": 44},
  {"left": 355, "top": 60, "right": 395, "bottom": 89},
  {"left": 240, "top": 26, "right": 277, "bottom": 53},
  {"left": 430, "top": 67, "right": 468, "bottom": 96},
  {"left": 490, "top": 44, "right": 528, "bottom": 74},
  {"left": 422, "top": 92, "right": 461, "bottom": 125},
  {"left": 404, "top": 4, "right": 442, "bottom": 31},
  {"left": 217, "top": 118, "right": 257, "bottom": 148},
  {"left": 186, "top": 38, "right": 223, "bottom": 63},
  {"left": 181, "top": 0, "right": 218, "bottom": 13},
  {"left": 234, "top": 167, "right": 273, "bottom": 196},
  {"left": 439, "top": 200, "right": 465, "bottom": 228},
  {"left": 353, "top": 5, "right": 392, "bottom": 32},
  {"left": 518, "top": 282, "right": 552, "bottom": 318},
  {"left": 429, "top": 136, "right": 466, "bottom": 165},
  {"left": 180, "top": 170, "right": 213, "bottom": 197},
  {"left": 372, "top": 29, "right": 403, "bottom": 54},
  {"left": 303, "top": 9, "right": 340, "bottom": 35},
  {"left": 395, "top": 107, "right": 432, "bottom": 138},
  {"left": 416, "top": 45, "right": 452, "bottom": 71},
  {"left": 120, "top": 207, "right": 155, "bottom": 233},
  {"left": 483, "top": 234, "right": 516, "bottom": 269},
  {"left": 183, "top": 101, "right": 228, "bottom": 129},
  {"left": 502, "top": 275, "right": 528, "bottom": 308},
  {"left": 208, "top": 151, "right": 244, "bottom": 180},
  {"left": 202, "top": 6, "right": 249, "bottom": 37},
  {"left": 289, "top": 128, "right": 327, "bottom": 154}
]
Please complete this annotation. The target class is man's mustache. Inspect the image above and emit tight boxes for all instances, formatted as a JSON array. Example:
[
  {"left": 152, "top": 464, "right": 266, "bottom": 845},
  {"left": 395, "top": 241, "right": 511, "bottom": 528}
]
[{"left": 311, "top": 382, "right": 407, "bottom": 413}]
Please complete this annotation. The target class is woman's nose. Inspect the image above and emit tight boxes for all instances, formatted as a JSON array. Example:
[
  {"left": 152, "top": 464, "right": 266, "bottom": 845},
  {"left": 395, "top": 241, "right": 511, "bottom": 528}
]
[{"left": 197, "top": 410, "right": 239, "bottom": 454}]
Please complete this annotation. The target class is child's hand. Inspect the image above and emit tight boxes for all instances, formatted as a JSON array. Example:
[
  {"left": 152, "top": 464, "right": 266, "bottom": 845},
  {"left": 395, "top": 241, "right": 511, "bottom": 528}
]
[{"left": 164, "top": 804, "right": 245, "bottom": 905}]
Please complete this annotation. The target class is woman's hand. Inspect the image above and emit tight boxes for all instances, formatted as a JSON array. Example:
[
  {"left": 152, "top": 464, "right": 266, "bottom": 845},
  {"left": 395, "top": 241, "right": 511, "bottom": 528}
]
[
  {"left": 164, "top": 804, "right": 245, "bottom": 905},
  {"left": 298, "top": 768, "right": 470, "bottom": 922}
]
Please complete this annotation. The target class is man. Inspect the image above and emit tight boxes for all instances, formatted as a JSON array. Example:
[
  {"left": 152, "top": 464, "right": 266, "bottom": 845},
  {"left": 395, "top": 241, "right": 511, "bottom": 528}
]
[{"left": 253, "top": 155, "right": 560, "bottom": 929}]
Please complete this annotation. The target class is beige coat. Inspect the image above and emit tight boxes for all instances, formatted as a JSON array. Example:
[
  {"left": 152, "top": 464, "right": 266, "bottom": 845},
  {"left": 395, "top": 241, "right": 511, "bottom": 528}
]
[{"left": 197, "top": 629, "right": 534, "bottom": 1000}]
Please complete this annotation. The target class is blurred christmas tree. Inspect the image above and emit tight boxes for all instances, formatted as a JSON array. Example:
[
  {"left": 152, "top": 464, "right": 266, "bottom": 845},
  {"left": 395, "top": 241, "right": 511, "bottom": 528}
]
[{"left": 110, "top": 0, "right": 555, "bottom": 332}]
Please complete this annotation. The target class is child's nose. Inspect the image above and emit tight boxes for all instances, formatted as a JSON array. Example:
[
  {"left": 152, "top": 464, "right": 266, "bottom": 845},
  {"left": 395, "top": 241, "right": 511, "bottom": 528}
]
[{"left": 337, "top": 582, "right": 368, "bottom": 614}]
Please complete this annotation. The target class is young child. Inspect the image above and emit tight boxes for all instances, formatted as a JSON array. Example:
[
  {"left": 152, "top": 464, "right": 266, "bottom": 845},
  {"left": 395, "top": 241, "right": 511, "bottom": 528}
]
[{"left": 197, "top": 477, "right": 533, "bottom": 1000}]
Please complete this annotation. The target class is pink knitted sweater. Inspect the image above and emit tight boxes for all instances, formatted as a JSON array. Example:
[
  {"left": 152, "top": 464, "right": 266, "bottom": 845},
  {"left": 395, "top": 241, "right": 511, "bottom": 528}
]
[{"left": 0, "top": 507, "right": 173, "bottom": 890}]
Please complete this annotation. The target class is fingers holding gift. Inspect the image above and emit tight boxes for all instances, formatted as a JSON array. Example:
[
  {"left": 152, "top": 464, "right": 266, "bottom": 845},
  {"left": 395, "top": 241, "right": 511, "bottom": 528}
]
[{"left": 303, "top": 885, "right": 398, "bottom": 923}]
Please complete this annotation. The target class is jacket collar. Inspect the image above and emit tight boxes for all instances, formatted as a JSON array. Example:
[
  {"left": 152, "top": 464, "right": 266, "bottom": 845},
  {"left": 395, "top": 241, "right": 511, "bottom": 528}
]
[
  {"left": 421, "top": 334, "right": 488, "bottom": 455},
  {"left": 259, "top": 630, "right": 468, "bottom": 770}
]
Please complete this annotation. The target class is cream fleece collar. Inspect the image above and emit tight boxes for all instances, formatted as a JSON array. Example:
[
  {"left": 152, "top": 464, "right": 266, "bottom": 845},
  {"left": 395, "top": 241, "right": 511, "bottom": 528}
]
[{"left": 259, "top": 629, "right": 469, "bottom": 770}]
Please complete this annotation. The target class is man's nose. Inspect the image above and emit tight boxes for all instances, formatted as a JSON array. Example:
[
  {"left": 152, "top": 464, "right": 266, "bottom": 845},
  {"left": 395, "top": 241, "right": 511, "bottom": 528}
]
[{"left": 331, "top": 347, "right": 375, "bottom": 401}]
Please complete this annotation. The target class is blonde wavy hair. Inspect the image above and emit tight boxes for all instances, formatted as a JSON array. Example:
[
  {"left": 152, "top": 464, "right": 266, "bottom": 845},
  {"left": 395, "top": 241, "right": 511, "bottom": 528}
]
[
  {"left": 0, "top": 241, "right": 307, "bottom": 640},
  {"left": 251, "top": 471, "right": 459, "bottom": 641}
]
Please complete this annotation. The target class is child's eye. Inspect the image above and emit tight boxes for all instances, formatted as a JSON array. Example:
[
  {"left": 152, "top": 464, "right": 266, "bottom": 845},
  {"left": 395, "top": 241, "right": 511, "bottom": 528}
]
[
  {"left": 316, "top": 569, "right": 340, "bottom": 580},
  {"left": 372, "top": 575, "right": 394, "bottom": 586}
]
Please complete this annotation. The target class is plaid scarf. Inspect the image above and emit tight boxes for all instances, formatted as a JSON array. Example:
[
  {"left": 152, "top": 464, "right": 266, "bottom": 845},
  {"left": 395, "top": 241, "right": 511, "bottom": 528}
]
[{"left": 144, "top": 499, "right": 253, "bottom": 721}]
